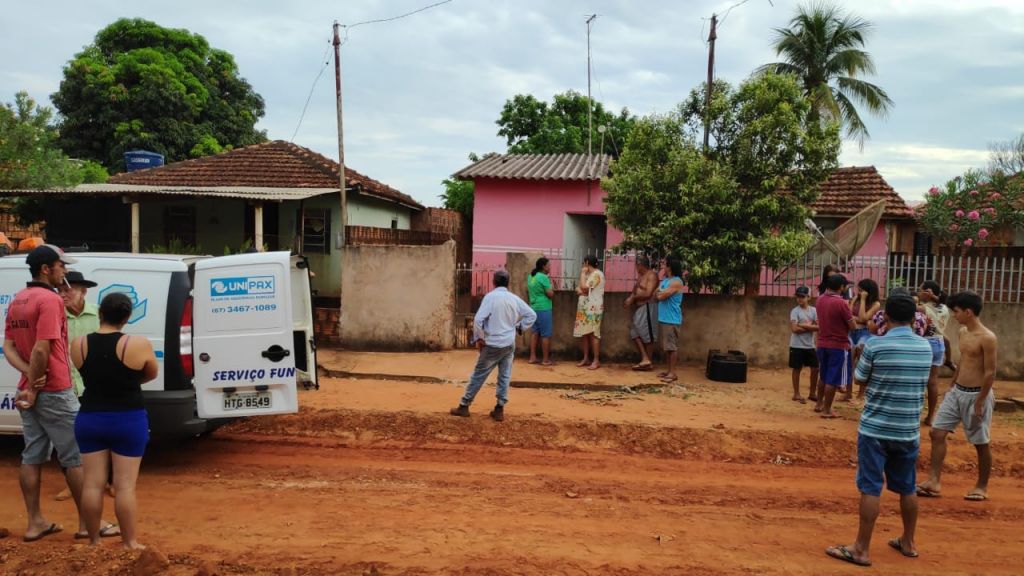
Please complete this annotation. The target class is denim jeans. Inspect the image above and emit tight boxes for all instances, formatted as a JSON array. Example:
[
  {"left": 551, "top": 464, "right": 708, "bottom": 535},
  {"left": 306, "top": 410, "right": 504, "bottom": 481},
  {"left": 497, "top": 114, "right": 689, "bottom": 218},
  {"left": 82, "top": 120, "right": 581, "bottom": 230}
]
[{"left": 460, "top": 344, "right": 515, "bottom": 408}]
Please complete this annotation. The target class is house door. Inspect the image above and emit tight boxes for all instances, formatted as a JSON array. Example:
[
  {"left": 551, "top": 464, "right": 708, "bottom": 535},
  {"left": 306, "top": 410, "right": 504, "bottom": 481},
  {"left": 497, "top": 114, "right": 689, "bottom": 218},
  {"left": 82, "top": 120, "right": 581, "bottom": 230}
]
[{"left": 563, "top": 214, "right": 607, "bottom": 286}]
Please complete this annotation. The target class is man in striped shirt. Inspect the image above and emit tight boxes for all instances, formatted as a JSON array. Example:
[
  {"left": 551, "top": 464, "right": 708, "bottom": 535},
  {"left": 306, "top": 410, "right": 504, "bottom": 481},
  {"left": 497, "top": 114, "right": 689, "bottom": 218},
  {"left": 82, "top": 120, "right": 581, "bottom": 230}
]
[{"left": 826, "top": 294, "right": 932, "bottom": 567}]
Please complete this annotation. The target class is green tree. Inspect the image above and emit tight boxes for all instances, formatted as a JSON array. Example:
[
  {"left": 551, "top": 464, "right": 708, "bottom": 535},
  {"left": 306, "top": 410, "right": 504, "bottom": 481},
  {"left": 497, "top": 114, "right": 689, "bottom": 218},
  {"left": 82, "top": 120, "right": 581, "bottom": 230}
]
[
  {"left": 1, "top": 91, "right": 108, "bottom": 224},
  {"left": 52, "top": 18, "right": 266, "bottom": 171},
  {"left": 441, "top": 177, "right": 474, "bottom": 216},
  {"left": 756, "top": 3, "right": 892, "bottom": 145},
  {"left": 604, "top": 74, "right": 840, "bottom": 295},
  {"left": 496, "top": 91, "right": 634, "bottom": 156}
]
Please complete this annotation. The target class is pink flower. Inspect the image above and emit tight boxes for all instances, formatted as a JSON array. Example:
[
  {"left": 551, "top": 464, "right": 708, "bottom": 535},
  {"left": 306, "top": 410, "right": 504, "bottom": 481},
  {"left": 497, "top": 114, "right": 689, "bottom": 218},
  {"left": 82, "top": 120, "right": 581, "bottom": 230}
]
[
  {"left": 978, "top": 228, "right": 990, "bottom": 239},
  {"left": 949, "top": 223, "right": 960, "bottom": 232},
  {"left": 968, "top": 210, "right": 980, "bottom": 220},
  {"left": 928, "top": 186, "right": 940, "bottom": 195},
  {"left": 969, "top": 189, "right": 979, "bottom": 196},
  {"left": 990, "top": 192, "right": 1002, "bottom": 200},
  {"left": 964, "top": 238, "right": 974, "bottom": 247},
  {"left": 985, "top": 207, "right": 997, "bottom": 215},
  {"left": 945, "top": 200, "right": 953, "bottom": 207},
  {"left": 955, "top": 209, "right": 965, "bottom": 218}
]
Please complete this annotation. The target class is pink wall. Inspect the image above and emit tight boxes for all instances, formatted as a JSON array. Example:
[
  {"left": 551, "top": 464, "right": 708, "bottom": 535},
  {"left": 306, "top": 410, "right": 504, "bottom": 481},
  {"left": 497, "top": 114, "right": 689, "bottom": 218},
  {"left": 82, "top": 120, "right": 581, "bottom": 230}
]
[
  {"left": 471, "top": 177, "right": 620, "bottom": 268},
  {"left": 855, "top": 222, "right": 889, "bottom": 258}
]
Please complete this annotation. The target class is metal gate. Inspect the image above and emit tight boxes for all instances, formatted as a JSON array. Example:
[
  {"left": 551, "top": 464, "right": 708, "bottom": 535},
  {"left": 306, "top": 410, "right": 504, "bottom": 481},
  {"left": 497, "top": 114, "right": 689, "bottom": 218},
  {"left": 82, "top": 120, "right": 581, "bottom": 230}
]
[{"left": 454, "top": 263, "right": 500, "bottom": 348}]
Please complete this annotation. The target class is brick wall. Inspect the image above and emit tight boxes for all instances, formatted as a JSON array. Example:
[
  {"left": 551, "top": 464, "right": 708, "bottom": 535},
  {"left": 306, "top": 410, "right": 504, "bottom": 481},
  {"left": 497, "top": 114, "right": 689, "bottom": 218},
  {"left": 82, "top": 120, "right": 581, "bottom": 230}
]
[{"left": 314, "top": 307, "right": 341, "bottom": 346}]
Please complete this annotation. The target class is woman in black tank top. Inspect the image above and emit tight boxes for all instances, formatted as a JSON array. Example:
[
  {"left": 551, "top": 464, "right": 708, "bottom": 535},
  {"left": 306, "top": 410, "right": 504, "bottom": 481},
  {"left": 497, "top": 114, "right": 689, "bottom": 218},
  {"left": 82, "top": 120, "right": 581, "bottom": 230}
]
[{"left": 71, "top": 292, "right": 158, "bottom": 549}]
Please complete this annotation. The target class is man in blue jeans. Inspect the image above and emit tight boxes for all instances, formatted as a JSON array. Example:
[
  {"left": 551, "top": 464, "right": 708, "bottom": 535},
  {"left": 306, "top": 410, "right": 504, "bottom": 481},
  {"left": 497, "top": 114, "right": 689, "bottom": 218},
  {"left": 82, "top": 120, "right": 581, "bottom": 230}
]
[
  {"left": 826, "top": 293, "right": 932, "bottom": 567},
  {"left": 450, "top": 270, "right": 536, "bottom": 422}
]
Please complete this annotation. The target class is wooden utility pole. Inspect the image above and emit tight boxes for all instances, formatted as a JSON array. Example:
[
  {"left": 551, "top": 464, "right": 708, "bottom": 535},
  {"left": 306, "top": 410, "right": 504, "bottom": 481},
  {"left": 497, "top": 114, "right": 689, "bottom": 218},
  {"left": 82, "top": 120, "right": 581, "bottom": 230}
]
[
  {"left": 703, "top": 13, "right": 717, "bottom": 152},
  {"left": 333, "top": 21, "right": 347, "bottom": 305}
]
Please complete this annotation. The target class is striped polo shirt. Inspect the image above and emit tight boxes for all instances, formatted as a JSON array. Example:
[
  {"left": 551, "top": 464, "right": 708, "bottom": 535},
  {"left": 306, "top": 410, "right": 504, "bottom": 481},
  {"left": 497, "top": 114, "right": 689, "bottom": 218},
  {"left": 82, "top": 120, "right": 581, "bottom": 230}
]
[{"left": 855, "top": 326, "right": 933, "bottom": 442}]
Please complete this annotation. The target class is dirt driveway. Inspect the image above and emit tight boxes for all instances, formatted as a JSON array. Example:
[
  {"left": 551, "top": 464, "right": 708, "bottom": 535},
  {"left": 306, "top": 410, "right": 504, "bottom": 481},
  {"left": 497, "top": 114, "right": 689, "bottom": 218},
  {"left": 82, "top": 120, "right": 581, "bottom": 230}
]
[{"left": 0, "top": 360, "right": 1022, "bottom": 575}]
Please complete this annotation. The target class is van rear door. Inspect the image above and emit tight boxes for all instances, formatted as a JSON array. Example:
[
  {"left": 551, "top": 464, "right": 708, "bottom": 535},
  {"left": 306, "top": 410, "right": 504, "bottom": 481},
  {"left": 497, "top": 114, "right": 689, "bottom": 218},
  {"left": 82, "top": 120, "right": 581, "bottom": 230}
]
[{"left": 193, "top": 252, "right": 299, "bottom": 418}]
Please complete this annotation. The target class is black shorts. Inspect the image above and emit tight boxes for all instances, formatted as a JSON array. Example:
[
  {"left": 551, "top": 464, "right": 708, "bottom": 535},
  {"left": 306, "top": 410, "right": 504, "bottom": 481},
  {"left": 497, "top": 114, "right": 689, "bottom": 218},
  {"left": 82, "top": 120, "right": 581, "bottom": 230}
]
[{"left": 789, "top": 347, "right": 819, "bottom": 369}]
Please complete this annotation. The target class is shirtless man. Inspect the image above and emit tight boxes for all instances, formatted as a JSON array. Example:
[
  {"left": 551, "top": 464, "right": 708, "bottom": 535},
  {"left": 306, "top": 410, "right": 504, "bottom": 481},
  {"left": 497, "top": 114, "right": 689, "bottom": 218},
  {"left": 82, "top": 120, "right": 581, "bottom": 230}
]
[
  {"left": 625, "top": 255, "right": 659, "bottom": 371},
  {"left": 916, "top": 291, "right": 997, "bottom": 501}
]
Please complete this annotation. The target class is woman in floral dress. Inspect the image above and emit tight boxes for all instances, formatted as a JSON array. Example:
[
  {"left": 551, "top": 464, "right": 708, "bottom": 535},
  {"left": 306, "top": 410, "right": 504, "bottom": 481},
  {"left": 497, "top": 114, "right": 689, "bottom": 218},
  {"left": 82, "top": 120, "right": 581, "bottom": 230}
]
[{"left": 573, "top": 255, "right": 605, "bottom": 370}]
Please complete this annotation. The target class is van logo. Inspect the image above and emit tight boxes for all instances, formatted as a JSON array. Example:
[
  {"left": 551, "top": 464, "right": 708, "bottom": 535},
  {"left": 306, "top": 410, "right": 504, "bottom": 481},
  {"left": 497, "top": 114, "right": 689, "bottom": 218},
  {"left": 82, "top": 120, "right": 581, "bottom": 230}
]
[
  {"left": 211, "top": 276, "right": 275, "bottom": 297},
  {"left": 97, "top": 284, "right": 148, "bottom": 324}
]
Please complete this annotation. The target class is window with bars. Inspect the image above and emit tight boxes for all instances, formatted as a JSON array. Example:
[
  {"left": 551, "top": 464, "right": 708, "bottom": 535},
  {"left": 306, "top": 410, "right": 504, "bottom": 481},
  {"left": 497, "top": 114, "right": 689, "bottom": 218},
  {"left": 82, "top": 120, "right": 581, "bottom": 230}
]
[{"left": 300, "top": 208, "right": 331, "bottom": 254}]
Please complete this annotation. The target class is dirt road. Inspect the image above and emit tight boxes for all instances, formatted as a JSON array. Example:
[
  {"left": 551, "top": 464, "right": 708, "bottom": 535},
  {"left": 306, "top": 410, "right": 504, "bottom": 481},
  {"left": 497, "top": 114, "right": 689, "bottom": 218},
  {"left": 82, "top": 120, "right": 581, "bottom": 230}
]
[{"left": 1, "top": 367, "right": 1022, "bottom": 575}]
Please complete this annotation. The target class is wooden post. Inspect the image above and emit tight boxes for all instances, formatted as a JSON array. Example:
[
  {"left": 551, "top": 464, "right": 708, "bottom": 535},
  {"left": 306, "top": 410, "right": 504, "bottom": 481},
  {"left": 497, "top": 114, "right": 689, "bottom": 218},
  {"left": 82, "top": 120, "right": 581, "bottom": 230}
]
[
  {"left": 254, "top": 203, "right": 264, "bottom": 251},
  {"left": 131, "top": 201, "right": 140, "bottom": 253}
]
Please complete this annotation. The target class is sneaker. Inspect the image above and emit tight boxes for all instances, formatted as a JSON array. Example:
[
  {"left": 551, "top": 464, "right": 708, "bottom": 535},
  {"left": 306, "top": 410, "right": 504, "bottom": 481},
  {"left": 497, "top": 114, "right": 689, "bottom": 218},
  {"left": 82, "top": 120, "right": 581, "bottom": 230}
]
[
  {"left": 489, "top": 405, "right": 504, "bottom": 422},
  {"left": 449, "top": 405, "right": 470, "bottom": 417}
]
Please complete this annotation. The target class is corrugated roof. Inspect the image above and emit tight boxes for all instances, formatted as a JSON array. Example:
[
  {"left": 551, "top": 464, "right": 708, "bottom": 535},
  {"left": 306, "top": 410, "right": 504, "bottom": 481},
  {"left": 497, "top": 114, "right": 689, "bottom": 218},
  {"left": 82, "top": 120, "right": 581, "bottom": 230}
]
[
  {"left": 105, "top": 140, "right": 424, "bottom": 210},
  {"left": 2, "top": 184, "right": 337, "bottom": 202},
  {"left": 810, "top": 166, "right": 913, "bottom": 219},
  {"left": 453, "top": 153, "right": 612, "bottom": 181}
]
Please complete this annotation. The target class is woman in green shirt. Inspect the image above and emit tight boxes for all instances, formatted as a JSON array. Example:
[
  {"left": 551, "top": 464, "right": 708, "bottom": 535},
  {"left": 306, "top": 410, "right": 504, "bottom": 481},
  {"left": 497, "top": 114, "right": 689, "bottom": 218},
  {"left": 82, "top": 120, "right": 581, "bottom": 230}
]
[{"left": 527, "top": 258, "right": 555, "bottom": 365}]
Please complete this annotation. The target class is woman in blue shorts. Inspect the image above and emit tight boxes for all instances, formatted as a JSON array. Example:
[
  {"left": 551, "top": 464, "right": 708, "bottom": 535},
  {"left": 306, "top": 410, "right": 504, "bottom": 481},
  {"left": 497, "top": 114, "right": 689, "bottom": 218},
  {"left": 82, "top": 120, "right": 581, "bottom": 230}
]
[
  {"left": 71, "top": 292, "right": 158, "bottom": 549},
  {"left": 527, "top": 257, "right": 555, "bottom": 365},
  {"left": 847, "top": 278, "right": 880, "bottom": 401}
]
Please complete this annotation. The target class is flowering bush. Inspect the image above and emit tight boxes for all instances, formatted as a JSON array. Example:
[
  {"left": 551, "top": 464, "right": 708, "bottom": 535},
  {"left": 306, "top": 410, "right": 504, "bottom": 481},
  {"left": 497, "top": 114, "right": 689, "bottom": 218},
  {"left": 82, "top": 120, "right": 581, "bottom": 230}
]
[{"left": 915, "top": 169, "right": 1023, "bottom": 250}]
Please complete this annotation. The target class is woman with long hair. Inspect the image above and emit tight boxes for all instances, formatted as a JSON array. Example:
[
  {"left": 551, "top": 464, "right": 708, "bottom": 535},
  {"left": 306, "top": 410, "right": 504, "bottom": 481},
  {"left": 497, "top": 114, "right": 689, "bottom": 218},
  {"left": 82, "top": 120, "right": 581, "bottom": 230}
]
[
  {"left": 847, "top": 278, "right": 881, "bottom": 402},
  {"left": 527, "top": 257, "right": 555, "bottom": 365},
  {"left": 573, "top": 255, "right": 605, "bottom": 370},
  {"left": 71, "top": 292, "right": 158, "bottom": 549},
  {"left": 918, "top": 280, "right": 950, "bottom": 426}
]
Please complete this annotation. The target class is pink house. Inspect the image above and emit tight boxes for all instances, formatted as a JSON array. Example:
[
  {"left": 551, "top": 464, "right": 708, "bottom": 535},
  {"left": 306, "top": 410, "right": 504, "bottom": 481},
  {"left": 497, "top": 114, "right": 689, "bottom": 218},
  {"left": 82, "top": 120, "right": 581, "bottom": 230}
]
[
  {"left": 454, "top": 153, "right": 634, "bottom": 290},
  {"left": 455, "top": 156, "right": 915, "bottom": 294}
]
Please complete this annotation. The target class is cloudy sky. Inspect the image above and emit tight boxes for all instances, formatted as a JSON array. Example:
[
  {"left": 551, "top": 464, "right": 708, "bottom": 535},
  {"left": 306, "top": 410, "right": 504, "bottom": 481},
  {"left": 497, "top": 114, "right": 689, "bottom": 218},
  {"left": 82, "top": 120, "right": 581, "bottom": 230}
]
[{"left": 3, "top": 0, "right": 1022, "bottom": 207}]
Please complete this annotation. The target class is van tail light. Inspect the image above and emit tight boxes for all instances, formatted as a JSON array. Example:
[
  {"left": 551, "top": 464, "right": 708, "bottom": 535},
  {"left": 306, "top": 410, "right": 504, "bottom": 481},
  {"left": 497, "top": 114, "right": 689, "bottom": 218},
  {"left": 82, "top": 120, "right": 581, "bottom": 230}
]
[{"left": 180, "top": 297, "right": 194, "bottom": 378}]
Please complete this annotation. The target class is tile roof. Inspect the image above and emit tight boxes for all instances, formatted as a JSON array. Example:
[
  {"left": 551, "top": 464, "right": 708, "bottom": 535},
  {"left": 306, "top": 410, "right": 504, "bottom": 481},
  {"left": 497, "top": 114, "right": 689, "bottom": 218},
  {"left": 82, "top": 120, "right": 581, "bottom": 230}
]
[
  {"left": 810, "top": 166, "right": 913, "bottom": 220},
  {"left": 453, "top": 153, "right": 612, "bottom": 181},
  {"left": 107, "top": 140, "right": 423, "bottom": 210},
  {"left": 5, "top": 184, "right": 335, "bottom": 202}
]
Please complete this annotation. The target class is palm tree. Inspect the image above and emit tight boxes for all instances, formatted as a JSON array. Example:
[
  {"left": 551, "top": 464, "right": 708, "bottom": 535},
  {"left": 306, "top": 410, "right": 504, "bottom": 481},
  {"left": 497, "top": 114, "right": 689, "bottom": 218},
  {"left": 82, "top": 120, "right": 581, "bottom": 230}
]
[{"left": 757, "top": 3, "right": 893, "bottom": 146}]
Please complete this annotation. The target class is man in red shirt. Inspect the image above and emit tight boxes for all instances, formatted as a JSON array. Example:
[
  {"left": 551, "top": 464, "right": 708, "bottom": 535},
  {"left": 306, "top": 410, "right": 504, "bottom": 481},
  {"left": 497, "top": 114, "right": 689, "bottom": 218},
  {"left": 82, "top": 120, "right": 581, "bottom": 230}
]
[
  {"left": 814, "top": 274, "right": 858, "bottom": 419},
  {"left": 3, "top": 244, "right": 85, "bottom": 542}
]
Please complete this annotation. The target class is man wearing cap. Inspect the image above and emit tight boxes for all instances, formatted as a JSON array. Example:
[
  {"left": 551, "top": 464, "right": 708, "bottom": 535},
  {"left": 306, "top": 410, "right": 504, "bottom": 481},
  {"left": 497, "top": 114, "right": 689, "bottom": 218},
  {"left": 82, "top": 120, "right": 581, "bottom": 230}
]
[
  {"left": 59, "top": 271, "right": 100, "bottom": 397},
  {"left": 825, "top": 293, "right": 932, "bottom": 566},
  {"left": 814, "top": 274, "right": 858, "bottom": 419},
  {"left": 2, "top": 244, "right": 86, "bottom": 542},
  {"left": 789, "top": 286, "right": 819, "bottom": 403},
  {"left": 450, "top": 270, "right": 536, "bottom": 422}
]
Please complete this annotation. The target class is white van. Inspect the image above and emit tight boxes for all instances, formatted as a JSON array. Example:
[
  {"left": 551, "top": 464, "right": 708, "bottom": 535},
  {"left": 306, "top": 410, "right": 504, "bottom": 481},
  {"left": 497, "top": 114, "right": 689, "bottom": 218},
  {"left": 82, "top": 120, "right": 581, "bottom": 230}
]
[{"left": 0, "top": 251, "right": 317, "bottom": 440}]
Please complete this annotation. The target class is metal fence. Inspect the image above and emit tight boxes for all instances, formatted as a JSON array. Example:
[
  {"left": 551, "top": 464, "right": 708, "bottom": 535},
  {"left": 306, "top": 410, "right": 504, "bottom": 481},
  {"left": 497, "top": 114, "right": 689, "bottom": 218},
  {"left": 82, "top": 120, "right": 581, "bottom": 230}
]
[{"left": 460, "top": 250, "right": 1024, "bottom": 311}]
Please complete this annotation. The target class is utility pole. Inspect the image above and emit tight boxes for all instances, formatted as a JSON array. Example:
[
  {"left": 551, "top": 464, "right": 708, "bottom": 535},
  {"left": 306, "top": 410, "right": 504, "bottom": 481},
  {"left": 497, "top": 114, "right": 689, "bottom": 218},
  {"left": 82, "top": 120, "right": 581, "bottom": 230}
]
[
  {"left": 586, "top": 14, "right": 596, "bottom": 157},
  {"left": 333, "top": 21, "right": 347, "bottom": 307},
  {"left": 703, "top": 13, "right": 717, "bottom": 152},
  {"left": 586, "top": 14, "right": 597, "bottom": 206}
]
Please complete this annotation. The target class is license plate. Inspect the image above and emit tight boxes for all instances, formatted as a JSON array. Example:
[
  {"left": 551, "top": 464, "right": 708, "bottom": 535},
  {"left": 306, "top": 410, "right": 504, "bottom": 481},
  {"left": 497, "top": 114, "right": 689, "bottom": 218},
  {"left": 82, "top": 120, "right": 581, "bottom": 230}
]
[{"left": 223, "top": 391, "right": 272, "bottom": 411}]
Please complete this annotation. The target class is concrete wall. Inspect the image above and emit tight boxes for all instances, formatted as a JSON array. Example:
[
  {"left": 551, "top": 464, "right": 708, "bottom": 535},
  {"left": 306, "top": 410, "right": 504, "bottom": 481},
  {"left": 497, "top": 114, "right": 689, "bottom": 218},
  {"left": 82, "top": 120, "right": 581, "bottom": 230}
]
[
  {"left": 502, "top": 280, "right": 1024, "bottom": 380},
  {"left": 340, "top": 241, "right": 456, "bottom": 350},
  {"left": 944, "top": 302, "right": 1024, "bottom": 380}
]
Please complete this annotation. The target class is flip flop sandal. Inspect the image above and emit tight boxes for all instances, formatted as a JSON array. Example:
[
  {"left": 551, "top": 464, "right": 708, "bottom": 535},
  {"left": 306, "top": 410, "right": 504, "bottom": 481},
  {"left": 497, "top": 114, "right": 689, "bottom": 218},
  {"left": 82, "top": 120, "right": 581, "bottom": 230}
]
[
  {"left": 888, "top": 538, "right": 919, "bottom": 558},
  {"left": 23, "top": 523, "right": 62, "bottom": 542},
  {"left": 826, "top": 545, "right": 871, "bottom": 567},
  {"left": 74, "top": 523, "right": 121, "bottom": 540},
  {"left": 915, "top": 486, "right": 941, "bottom": 498},
  {"left": 964, "top": 492, "right": 988, "bottom": 501}
]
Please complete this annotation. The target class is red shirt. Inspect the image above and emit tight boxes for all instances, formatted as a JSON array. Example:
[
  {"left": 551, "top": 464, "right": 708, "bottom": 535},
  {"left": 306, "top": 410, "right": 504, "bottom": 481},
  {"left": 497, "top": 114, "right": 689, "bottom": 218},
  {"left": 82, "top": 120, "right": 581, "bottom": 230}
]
[
  {"left": 815, "top": 292, "right": 853, "bottom": 350},
  {"left": 4, "top": 283, "right": 72, "bottom": 392}
]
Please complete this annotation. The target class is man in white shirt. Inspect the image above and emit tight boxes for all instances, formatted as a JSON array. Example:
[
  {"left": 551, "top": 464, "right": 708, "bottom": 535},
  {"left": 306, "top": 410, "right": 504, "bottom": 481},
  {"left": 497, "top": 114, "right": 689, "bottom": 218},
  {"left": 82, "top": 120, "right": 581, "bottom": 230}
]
[{"left": 450, "top": 270, "right": 536, "bottom": 422}]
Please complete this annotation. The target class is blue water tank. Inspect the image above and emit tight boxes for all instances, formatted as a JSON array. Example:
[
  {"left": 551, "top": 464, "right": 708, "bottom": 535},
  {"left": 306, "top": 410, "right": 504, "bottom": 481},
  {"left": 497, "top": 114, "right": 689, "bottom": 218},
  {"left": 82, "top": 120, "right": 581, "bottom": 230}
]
[{"left": 124, "top": 150, "right": 165, "bottom": 172}]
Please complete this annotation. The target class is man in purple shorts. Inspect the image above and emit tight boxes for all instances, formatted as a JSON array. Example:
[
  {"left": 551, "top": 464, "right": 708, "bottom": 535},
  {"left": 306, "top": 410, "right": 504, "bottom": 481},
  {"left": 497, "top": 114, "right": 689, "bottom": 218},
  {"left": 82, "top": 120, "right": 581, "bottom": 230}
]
[{"left": 814, "top": 274, "right": 857, "bottom": 418}]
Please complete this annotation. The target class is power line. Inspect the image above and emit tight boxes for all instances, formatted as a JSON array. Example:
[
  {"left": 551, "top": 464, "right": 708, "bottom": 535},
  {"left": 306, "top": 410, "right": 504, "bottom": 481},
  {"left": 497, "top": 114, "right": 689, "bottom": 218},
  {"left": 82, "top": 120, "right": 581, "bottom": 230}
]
[
  {"left": 341, "top": 0, "right": 453, "bottom": 45},
  {"left": 291, "top": 37, "right": 333, "bottom": 142}
]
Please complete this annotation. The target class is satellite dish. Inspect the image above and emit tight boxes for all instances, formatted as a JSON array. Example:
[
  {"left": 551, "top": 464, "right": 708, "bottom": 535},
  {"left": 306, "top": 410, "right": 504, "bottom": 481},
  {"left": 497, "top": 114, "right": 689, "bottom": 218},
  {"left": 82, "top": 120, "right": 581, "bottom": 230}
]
[
  {"left": 597, "top": 125, "right": 607, "bottom": 134},
  {"left": 775, "top": 199, "right": 888, "bottom": 282}
]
